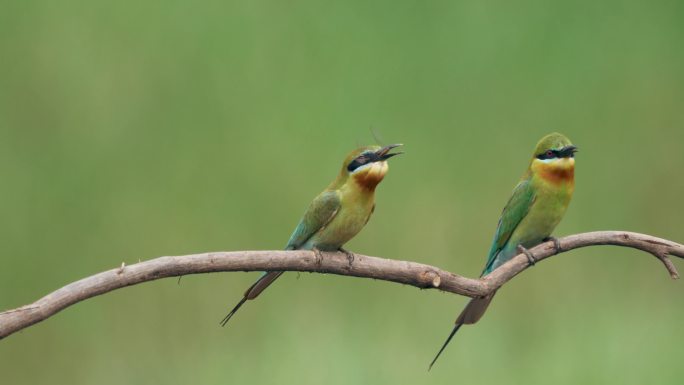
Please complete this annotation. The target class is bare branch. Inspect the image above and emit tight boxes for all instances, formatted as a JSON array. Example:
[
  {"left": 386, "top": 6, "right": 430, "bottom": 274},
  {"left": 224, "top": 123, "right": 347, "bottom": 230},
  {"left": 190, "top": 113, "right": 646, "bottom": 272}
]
[{"left": 1, "top": 231, "right": 682, "bottom": 340}]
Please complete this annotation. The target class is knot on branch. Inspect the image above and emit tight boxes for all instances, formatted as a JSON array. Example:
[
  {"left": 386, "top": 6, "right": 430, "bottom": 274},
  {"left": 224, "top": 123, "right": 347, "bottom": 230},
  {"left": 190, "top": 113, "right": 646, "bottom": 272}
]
[{"left": 418, "top": 271, "right": 441, "bottom": 288}]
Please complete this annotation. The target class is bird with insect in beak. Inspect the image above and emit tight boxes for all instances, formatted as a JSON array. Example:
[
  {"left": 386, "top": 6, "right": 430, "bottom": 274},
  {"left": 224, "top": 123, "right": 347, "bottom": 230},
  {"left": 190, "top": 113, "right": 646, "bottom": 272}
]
[
  {"left": 220, "top": 144, "right": 403, "bottom": 326},
  {"left": 429, "top": 133, "right": 577, "bottom": 369}
]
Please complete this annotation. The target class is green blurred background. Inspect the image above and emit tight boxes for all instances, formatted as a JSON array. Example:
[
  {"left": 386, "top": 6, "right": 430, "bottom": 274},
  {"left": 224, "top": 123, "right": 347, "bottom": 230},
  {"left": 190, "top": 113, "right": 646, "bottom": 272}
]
[{"left": 1, "top": 1, "right": 683, "bottom": 384}]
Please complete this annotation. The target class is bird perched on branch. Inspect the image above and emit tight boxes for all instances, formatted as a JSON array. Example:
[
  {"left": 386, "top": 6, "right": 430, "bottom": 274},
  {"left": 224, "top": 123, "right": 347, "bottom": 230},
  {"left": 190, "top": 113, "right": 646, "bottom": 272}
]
[
  {"left": 220, "top": 144, "right": 403, "bottom": 326},
  {"left": 429, "top": 133, "right": 577, "bottom": 369}
]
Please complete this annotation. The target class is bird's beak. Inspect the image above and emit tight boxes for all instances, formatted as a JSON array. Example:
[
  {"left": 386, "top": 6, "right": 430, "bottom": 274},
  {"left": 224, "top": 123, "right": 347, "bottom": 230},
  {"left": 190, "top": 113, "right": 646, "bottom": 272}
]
[
  {"left": 559, "top": 145, "right": 578, "bottom": 158},
  {"left": 374, "top": 144, "right": 403, "bottom": 161}
]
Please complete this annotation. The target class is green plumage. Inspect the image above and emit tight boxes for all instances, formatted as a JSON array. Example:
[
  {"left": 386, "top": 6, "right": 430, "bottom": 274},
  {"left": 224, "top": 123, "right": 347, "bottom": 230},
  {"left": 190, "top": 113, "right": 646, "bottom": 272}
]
[
  {"left": 285, "top": 191, "right": 342, "bottom": 251},
  {"left": 429, "top": 133, "right": 577, "bottom": 370},
  {"left": 220, "top": 144, "right": 400, "bottom": 326},
  {"left": 482, "top": 179, "right": 536, "bottom": 275}
]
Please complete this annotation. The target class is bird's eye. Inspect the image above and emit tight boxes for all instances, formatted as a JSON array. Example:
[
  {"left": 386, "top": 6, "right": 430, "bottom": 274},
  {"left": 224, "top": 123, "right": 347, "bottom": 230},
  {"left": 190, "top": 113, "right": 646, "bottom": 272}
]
[
  {"left": 347, "top": 155, "right": 369, "bottom": 172},
  {"left": 546, "top": 150, "right": 554, "bottom": 157}
]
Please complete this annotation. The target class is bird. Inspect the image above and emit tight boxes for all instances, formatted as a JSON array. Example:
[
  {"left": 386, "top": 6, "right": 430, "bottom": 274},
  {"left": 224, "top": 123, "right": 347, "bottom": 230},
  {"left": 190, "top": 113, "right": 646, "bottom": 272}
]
[
  {"left": 429, "top": 132, "right": 577, "bottom": 369},
  {"left": 220, "top": 144, "right": 403, "bottom": 326}
]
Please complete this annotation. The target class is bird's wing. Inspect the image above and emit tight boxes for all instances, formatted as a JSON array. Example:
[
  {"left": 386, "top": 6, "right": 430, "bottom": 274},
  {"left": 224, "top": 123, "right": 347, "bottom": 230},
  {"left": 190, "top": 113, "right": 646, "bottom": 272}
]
[
  {"left": 285, "top": 190, "right": 341, "bottom": 249},
  {"left": 482, "top": 179, "right": 536, "bottom": 275}
]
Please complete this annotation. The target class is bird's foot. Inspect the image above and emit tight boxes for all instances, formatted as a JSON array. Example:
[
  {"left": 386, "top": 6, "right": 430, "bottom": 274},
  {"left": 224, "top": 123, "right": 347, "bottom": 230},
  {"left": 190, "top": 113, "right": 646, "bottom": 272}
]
[
  {"left": 543, "top": 236, "right": 562, "bottom": 253},
  {"left": 313, "top": 247, "right": 324, "bottom": 266},
  {"left": 517, "top": 244, "right": 536, "bottom": 266},
  {"left": 339, "top": 247, "right": 355, "bottom": 268}
]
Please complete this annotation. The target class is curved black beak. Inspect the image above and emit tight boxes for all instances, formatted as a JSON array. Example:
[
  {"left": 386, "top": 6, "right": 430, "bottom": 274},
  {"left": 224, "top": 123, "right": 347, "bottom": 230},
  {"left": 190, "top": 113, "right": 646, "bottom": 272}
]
[
  {"left": 375, "top": 143, "right": 403, "bottom": 161},
  {"left": 559, "top": 145, "right": 578, "bottom": 158}
]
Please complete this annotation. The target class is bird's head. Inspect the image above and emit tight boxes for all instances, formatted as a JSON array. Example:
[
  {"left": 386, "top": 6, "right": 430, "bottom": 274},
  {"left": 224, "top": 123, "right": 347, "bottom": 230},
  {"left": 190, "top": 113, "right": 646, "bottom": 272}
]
[
  {"left": 335, "top": 144, "right": 402, "bottom": 190},
  {"left": 529, "top": 133, "right": 577, "bottom": 183}
]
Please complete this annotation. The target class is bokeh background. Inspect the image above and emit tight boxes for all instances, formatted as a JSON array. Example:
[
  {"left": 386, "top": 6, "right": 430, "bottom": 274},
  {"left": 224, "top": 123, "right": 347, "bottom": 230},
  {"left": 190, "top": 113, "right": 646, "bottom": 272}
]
[{"left": 1, "top": 1, "right": 683, "bottom": 384}]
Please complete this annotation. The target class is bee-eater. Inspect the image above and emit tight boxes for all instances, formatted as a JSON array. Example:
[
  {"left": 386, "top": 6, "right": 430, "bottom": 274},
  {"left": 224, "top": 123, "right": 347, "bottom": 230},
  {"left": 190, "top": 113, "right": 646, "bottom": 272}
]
[
  {"left": 220, "top": 144, "right": 403, "bottom": 326},
  {"left": 429, "top": 133, "right": 577, "bottom": 369}
]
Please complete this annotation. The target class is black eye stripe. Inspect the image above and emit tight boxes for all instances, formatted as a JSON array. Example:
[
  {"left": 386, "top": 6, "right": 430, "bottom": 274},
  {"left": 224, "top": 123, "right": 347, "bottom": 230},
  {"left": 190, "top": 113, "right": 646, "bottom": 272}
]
[
  {"left": 347, "top": 153, "right": 376, "bottom": 172},
  {"left": 347, "top": 159, "right": 363, "bottom": 171},
  {"left": 536, "top": 147, "right": 576, "bottom": 160},
  {"left": 536, "top": 150, "right": 557, "bottom": 160}
]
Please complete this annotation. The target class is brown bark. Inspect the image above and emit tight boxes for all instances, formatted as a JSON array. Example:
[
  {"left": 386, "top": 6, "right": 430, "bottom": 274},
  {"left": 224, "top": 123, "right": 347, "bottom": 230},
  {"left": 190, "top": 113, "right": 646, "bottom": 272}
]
[{"left": 1, "top": 231, "right": 681, "bottom": 340}]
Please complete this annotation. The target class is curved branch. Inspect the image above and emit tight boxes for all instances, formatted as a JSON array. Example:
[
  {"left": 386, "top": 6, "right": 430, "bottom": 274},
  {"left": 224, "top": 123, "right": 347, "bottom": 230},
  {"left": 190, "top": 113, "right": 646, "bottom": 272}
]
[{"left": 1, "top": 231, "right": 682, "bottom": 340}]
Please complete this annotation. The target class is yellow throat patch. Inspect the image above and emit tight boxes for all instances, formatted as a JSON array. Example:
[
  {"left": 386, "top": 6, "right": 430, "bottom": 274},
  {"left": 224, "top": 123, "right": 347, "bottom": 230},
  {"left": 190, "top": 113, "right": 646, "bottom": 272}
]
[
  {"left": 352, "top": 161, "right": 389, "bottom": 191},
  {"left": 532, "top": 157, "right": 575, "bottom": 185}
]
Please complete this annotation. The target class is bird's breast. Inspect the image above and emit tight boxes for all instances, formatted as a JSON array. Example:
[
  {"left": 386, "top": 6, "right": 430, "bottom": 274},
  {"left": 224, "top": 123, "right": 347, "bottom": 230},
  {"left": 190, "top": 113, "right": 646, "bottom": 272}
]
[{"left": 513, "top": 182, "right": 573, "bottom": 248}]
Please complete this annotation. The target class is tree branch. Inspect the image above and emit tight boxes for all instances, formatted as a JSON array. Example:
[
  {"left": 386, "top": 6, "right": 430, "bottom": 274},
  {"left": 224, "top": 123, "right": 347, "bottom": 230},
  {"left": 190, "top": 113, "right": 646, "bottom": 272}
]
[{"left": 1, "top": 231, "right": 682, "bottom": 340}]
